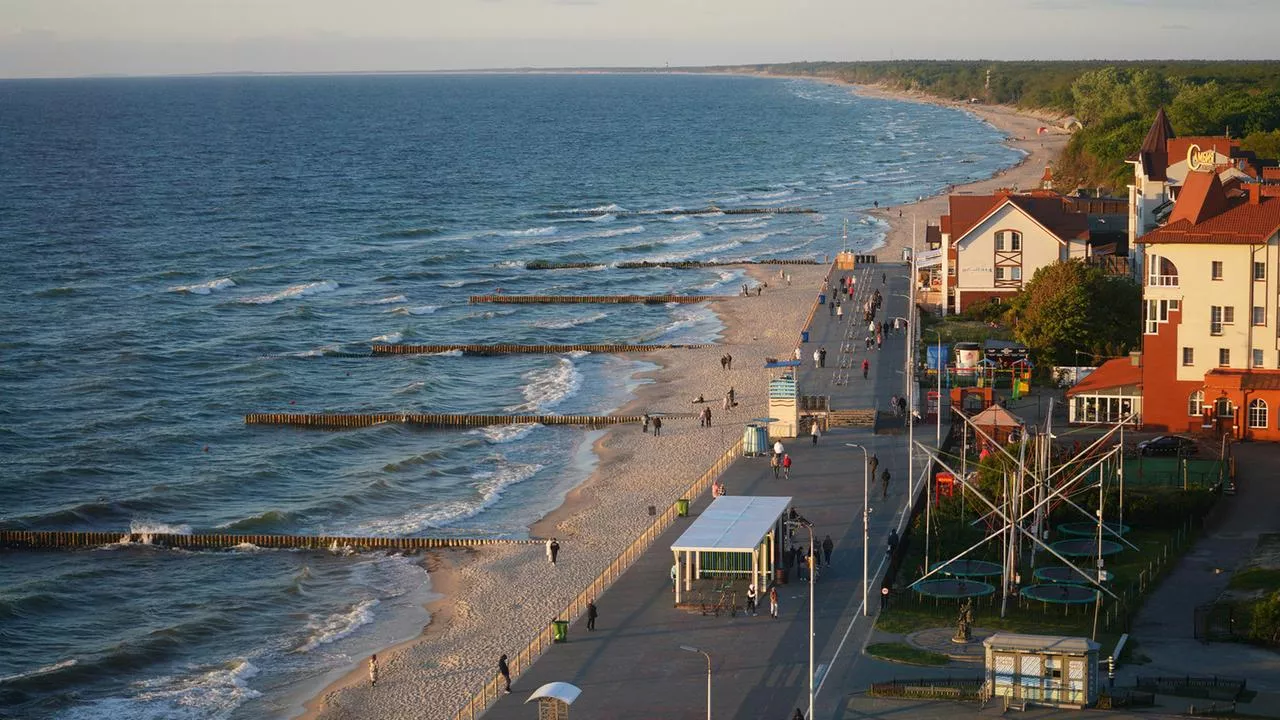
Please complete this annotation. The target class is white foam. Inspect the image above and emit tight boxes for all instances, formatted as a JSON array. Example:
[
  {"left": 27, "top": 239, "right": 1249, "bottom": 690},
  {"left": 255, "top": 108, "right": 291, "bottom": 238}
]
[
  {"left": 169, "top": 278, "right": 236, "bottom": 295},
  {"left": 370, "top": 332, "right": 403, "bottom": 344},
  {"left": 472, "top": 423, "right": 541, "bottom": 443},
  {"left": 569, "top": 203, "right": 623, "bottom": 213},
  {"left": 659, "top": 231, "right": 703, "bottom": 245},
  {"left": 353, "top": 461, "right": 544, "bottom": 534},
  {"left": 495, "top": 260, "right": 527, "bottom": 269},
  {"left": 56, "top": 660, "right": 262, "bottom": 720},
  {"left": 368, "top": 294, "right": 408, "bottom": 305},
  {"left": 509, "top": 357, "right": 582, "bottom": 412},
  {"left": 239, "top": 280, "right": 338, "bottom": 305},
  {"left": 532, "top": 311, "right": 608, "bottom": 330},
  {"left": 498, "top": 226, "right": 557, "bottom": 237},
  {"left": 297, "top": 599, "right": 379, "bottom": 653},
  {"left": 390, "top": 305, "right": 440, "bottom": 316},
  {"left": 395, "top": 381, "right": 426, "bottom": 394},
  {"left": 129, "top": 520, "right": 192, "bottom": 535},
  {"left": 582, "top": 213, "right": 615, "bottom": 222},
  {"left": 0, "top": 658, "right": 77, "bottom": 684},
  {"left": 667, "top": 214, "right": 689, "bottom": 222},
  {"left": 581, "top": 224, "right": 645, "bottom": 240},
  {"left": 440, "top": 277, "right": 495, "bottom": 288},
  {"left": 752, "top": 189, "right": 794, "bottom": 200}
]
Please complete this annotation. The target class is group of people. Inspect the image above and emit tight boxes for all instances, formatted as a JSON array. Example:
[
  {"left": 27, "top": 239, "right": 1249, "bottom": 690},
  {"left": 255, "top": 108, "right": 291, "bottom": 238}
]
[
  {"left": 744, "top": 582, "right": 780, "bottom": 618},
  {"left": 811, "top": 346, "right": 828, "bottom": 368},
  {"left": 769, "top": 440, "right": 792, "bottom": 479},
  {"left": 641, "top": 414, "right": 663, "bottom": 435}
]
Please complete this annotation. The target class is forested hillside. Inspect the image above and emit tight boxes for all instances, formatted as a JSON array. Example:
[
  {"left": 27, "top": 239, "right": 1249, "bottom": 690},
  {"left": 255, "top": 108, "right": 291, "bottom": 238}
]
[{"left": 723, "top": 61, "right": 1280, "bottom": 193}]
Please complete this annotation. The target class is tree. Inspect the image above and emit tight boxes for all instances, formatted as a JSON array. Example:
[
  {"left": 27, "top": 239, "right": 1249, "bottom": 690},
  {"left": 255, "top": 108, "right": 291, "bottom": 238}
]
[{"left": 1006, "top": 261, "right": 1141, "bottom": 366}]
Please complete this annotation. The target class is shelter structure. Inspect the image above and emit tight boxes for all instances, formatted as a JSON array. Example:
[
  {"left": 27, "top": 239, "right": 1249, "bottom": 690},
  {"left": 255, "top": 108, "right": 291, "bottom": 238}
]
[
  {"left": 983, "top": 633, "right": 1100, "bottom": 708},
  {"left": 670, "top": 495, "right": 791, "bottom": 605},
  {"left": 970, "top": 404, "right": 1025, "bottom": 445},
  {"left": 767, "top": 371, "right": 799, "bottom": 439},
  {"left": 525, "top": 682, "right": 581, "bottom": 720},
  {"left": 1065, "top": 356, "right": 1143, "bottom": 425}
]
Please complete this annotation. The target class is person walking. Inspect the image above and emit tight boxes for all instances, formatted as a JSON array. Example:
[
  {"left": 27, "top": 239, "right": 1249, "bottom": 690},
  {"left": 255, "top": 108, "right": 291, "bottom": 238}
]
[
  {"left": 868, "top": 320, "right": 876, "bottom": 335},
  {"left": 782, "top": 453, "right": 792, "bottom": 480},
  {"left": 862, "top": 358, "right": 870, "bottom": 379},
  {"left": 703, "top": 406, "right": 712, "bottom": 428},
  {"left": 868, "top": 453, "right": 879, "bottom": 479},
  {"left": 810, "top": 422, "right": 821, "bottom": 446},
  {"left": 819, "top": 347, "right": 827, "bottom": 367},
  {"left": 881, "top": 469, "right": 891, "bottom": 499},
  {"left": 774, "top": 440, "right": 784, "bottom": 459},
  {"left": 652, "top": 416, "right": 662, "bottom": 436},
  {"left": 726, "top": 354, "right": 732, "bottom": 371},
  {"left": 769, "top": 585, "right": 779, "bottom": 618},
  {"left": 549, "top": 538, "right": 561, "bottom": 564},
  {"left": 546, "top": 538, "right": 555, "bottom": 564},
  {"left": 822, "top": 534, "right": 834, "bottom": 566},
  {"left": 812, "top": 348, "right": 821, "bottom": 369},
  {"left": 836, "top": 304, "right": 844, "bottom": 321},
  {"left": 829, "top": 300, "right": 835, "bottom": 316},
  {"left": 745, "top": 583, "right": 758, "bottom": 616},
  {"left": 586, "top": 600, "right": 598, "bottom": 631},
  {"left": 498, "top": 654, "right": 512, "bottom": 694},
  {"left": 368, "top": 654, "right": 378, "bottom": 688},
  {"left": 887, "top": 528, "right": 899, "bottom": 557},
  {"left": 890, "top": 394, "right": 901, "bottom": 417},
  {"left": 642, "top": 413, "right": 650, "bottom": 434},
  {"left": 771, "top": 452, "right": 781, "bottom": 479},
  {"left": 728, "top": 386, "right": 735, "bottom": 406},
  {"left": 793, "top": 709, "right": 805, "bottom": 720}
]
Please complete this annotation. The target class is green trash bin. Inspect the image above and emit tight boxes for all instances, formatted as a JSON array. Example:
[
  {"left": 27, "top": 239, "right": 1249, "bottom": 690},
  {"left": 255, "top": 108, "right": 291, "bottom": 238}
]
[
  {"left": 552, "top": 619, "right": 569, "bottom": 643},
  {"left": 676, "top": 498, "right": 690, "bottom": 517}
]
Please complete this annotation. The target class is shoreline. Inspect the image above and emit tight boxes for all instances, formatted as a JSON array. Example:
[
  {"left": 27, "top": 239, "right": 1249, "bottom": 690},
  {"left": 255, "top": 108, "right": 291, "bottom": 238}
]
[{"left": 303, "top": 77, "right": 1068, "bottom": 720}]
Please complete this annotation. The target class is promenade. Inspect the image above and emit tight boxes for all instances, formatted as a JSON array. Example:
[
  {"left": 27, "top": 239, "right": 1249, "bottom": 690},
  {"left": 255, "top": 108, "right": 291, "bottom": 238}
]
[{"left": 483, "top": 263, "right": 929, "bottom": 719}]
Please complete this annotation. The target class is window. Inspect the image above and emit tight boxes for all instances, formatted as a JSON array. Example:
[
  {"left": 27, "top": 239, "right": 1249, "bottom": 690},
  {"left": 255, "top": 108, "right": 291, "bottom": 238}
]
[
  {"left": 1182, "top": 347, "right": 1194, "bottom": 366},
  {"left": 1224, "top": 306, "right": 1235, "bottom": 324},
  {"left": 1212, "top": 261, "right": 1224, "bottom": 280},
  {"left": 1256, "top": 261, "right": 1267, "bottom": 281},
  {"left": 1255, "top": 306, "right": 1267, "bottom": 326},
  {"left": 1250, "top": 399, "right": 1268, "bottom": 428},
  {"left": 1210, "top": 306, "right": 1224, "bottom": 335},
  {"left": 1188, "top": 390, "right": 1204, "bottom": 416},
  {"left": 1217, "top": 397, "right": 1235, "bottom": 418},
  {"left": 995, "top": 230, "right": 1022, "bottom": 252},
  {"left": 1219, "top": 348, "right": 1231, "bottom": 367},
  {"left": 1010, "top": 267, "right": 1022, "bottom": 281},
  {"left": 1255, "top": 349, "right": 1265, "bottom": 368}
]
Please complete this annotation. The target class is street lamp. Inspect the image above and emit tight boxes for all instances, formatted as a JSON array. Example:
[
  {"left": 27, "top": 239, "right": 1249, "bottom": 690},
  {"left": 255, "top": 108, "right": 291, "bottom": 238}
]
[
  {"left": 786, "top": 518, "right": 815, "bottom": 720},
  {"left": 845, "top": 443, "right": 870, "bottom": 617},
  {"left": 930, "top": 329, "right": 943, "bottom": 448},
  {"left": 679, "top": 645, "right": 711, "bottom": 720}
]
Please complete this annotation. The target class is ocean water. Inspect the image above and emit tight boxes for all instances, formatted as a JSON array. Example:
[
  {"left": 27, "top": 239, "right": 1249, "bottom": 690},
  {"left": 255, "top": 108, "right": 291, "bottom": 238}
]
[{"left": 0, "top": 73, "right": 1021, "bottom": 718}]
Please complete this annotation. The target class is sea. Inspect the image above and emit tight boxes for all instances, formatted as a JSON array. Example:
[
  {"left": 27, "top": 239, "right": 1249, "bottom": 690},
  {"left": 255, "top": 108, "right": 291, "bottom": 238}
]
[{"left": 0, "top": 72, "right": 1022, "bottom": 719}]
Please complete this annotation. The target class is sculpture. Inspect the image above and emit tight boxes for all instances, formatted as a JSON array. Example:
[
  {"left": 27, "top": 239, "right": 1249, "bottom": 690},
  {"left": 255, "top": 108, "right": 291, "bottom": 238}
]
[{"left": 953, "top": 598, "right": 974, "bottom": 643}]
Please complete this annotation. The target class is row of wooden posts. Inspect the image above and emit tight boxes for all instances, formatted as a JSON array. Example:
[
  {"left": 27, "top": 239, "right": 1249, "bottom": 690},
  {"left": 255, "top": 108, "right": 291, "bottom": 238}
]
[
  {"left": 370, "top": 343, "right": 709, "bottom": 356},
  {"left": 0, "top": 530, "right": 539, "bottom": 551},
  {"left": 243, "top": 413, "right": 670, "bottom": 428},
  {"left": 469, "top": 294, "right": 716, "bottom": 304}
]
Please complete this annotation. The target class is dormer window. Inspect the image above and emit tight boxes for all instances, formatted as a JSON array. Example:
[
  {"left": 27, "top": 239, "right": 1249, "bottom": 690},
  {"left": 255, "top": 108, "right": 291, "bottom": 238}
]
[{"left": 995, "top": 231, "right": 1022, "bottom": 252}]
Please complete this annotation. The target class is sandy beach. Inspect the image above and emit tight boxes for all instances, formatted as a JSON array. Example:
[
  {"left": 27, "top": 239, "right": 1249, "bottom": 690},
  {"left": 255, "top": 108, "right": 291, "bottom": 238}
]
[{"left": 305, "top": 80, "right": 1071, "bottom": 720}]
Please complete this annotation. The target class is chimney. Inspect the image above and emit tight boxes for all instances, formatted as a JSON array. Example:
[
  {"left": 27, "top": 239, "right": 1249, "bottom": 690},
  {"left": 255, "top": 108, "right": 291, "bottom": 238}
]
[
  {"left": 1129, "top": 351, "right": 1142, "bottom": 367},
  {"left": 1250, "top": 183, "right": 1262, "bottom": 205}
]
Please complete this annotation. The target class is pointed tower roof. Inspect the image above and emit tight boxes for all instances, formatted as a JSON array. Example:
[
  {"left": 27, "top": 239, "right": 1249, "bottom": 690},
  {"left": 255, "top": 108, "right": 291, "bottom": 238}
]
[
  {"left": 1138, "top": 108, "right": 1175, "bottom": 182},
  {"left": 1168, "top": 170, "right": 1229, "bottom": 227}
]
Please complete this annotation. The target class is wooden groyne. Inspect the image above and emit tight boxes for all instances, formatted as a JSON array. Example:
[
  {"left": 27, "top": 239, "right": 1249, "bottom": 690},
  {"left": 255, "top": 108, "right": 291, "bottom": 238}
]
[
  {"left": 469, "top": 294, "right": 716, "bottom": 305},
  {"left": 552, "top": 206, "right": 817, "bottom": 218},
  {"left": 520, "top": 258, "right": 820, "bottom": 270},
  {"left": 0, "top": 530, "right": 539, "bottom": 552},
  {"left": 244, "top": 413, "right": 694, "bottom": 428},
  {"left": 371, "top": 343, "right": 710, "bottom": 356}
]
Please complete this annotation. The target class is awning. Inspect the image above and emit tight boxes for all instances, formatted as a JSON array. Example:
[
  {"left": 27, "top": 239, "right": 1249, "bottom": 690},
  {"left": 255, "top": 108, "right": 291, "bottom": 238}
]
[{"left": 671, "top": 496, "right": 792, "bottom": 553}]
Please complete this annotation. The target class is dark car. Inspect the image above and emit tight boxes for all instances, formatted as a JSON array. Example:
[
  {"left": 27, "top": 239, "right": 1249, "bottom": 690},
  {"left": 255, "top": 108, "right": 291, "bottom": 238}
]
[{"left": 1137, "top": 435, "right": 1198, "bottom": 457}]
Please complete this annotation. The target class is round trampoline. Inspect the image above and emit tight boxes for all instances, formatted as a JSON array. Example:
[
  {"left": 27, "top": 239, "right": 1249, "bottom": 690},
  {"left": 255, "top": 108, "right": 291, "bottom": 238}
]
[
  {"left": 1020, "top": 583, "right": 1097, "bottom": 605},
  {"left": 928, "top": 559, "right": 1003, "bottom": 578},
  {"left": 1034, "top": 566, "right": 1100, "bottom": 584},
  {"left": 911, "top": 578, "right": 995, "bottom": 599},
  {"left": 1057, "top": 521, "right": 1130, "bottom": 538},
  {"left": 1049, "top": 538, "right": 1124, "bottom": 557}
]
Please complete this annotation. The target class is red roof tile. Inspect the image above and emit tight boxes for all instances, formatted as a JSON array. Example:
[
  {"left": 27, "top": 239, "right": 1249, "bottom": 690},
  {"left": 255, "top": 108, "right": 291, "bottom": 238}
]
[
  {"left": 946, "top": 193, "right": 1089, "bottom": 245},
  {"left": 1205, "top": 369, "right": 1280, "bottom": 392},
  {"left": 1065, "top": 358, "right": 1142, "bottom": 397},
  {"left": 1141, "top": 192, "right": 1280, "bottom": 245},
  {"left": 1168, "top": 170, "right": 1229, "bottom": 226}
]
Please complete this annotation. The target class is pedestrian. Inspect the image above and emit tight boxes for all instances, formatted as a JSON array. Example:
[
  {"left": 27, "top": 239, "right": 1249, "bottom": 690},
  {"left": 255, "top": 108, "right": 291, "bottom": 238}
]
[
  {"left": 836, "top": 304, "right": 844, "bottom": 321},
  {"left": 726, "top": 354, "right": 732, "bottom": 371},
  {"left": 642, "top": 413, "right": 650, "bottom": 434},
  {"left": 887, "top": 528, "right": 899, "bottom": 556},
  {"left": 704, "top": 406, "right": 712, "bottom": 428},
  {"left": 868, "top": 320, "right": 876, "bottom": 335},
  {"left": 793, "top": 708, "right": 805, "bottom": 720},
  {"left": 882, "top": 272, "right": 887, "bottom": 285},
  {"left": 746, "top": 583, "right": 758, "bottom": 616},
  {"left": 671, "top": 562, "right": 679, "bottom": 591},
  {"left": 550, "top": 538, "right": 560, "bottom": 564},
  {"left": 898, "top": 396, "right": 908, "bottom": 417},
  {"left": 829, "top": 300, "right": 835, "bottom": 316},
  {"left": 881, "top": 469, "right": 891, "bottom": 499},
  {"left": 728, "top": 386, "right": 735, "bottom": 406},
  {"left": 880, "top": 584, "right": 890, "bottom": 610},
  {"left": 652, "top": 416, "right": 662, "bottom": 436},
  {"left": 890, "top": 394, "right": 900, "bottom": 417},
  {"left": 862, "top": 358, "right": 870, "bottom": 379},
  {"left": 813, "top": 349, "right": 821, "bottom": 368},
  {"left": 793, "top": 346, "right": 801, "bottom": 361},
  {"left": 723, "top": 393, "right": 731, "bottom": 411},
  {"left": 782, "top": 453, "right": 792, "bottom": 480},
  {"left": 498, "top": 654, "right": 512, "bottom": 694},
  {"left": 822, "top": 534, "right": 834, "bottom": 566},
  {"left": 810, "top": 422, "right": 821, "bottom": 446},
  {"left": 786, "top": 273, "right": 791, "bottom": 286},
  {"left": 720, "top": 354, "right": 727, "bottom": 371},
  {"left": 868, "top": 453, "right": 879, "bottom": 477},
  {"left": 546, "top": 538, "right": 554, "bottom": 563},
  {"left": 769, "top": 585, "right": 779, "bottom": 618},
  {"left": 587, "top": 600, "right": 598, "bottom": 630},
  {"left": 876, "top": 333, "right": 882, "bottom": 350},
  {"left": 369, "top": 654, "right": 378, "bottom": 687},
  {"left": 774, "top": 440, "right": 784, "bottom": 458},
  {"left": 819, "top": 347, "right": 827, "bottom": 367},
  {"left": 771, "top": 452, "right": 781, "bottom": 478}
]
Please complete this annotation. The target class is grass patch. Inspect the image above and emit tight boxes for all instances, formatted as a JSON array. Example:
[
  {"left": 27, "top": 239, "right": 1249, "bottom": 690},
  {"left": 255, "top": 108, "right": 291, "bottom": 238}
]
[
  {"left": 918, "top": 316, "right": 1014, "bottom": 345},
  {"left": 865, "top": 642, "right": 951, "bottom": 666},
  {"left": 1228, "top": 568, "right": 1280, "bottom": 592}
]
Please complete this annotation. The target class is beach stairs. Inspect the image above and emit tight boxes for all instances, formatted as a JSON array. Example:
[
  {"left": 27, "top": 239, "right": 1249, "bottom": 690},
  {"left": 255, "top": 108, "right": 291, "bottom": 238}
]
[
  {"left": 826, "top": 409, "right": 876, "bottom": 428},
  {"left": 872, "top": 410, "right": 908, "bottom": 435}
]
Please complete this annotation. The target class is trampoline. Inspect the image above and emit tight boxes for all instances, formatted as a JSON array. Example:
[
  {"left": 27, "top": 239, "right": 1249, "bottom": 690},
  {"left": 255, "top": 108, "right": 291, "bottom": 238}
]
[
  {"left": 1049, "top": 538, "right": 1124, "bottom": 557},
  {"left": 1034, "top": 566, "right": 1100, "bottom": 584},
  {"left": 1057, "top": 521, "right": 1130, "bottom": 538},
  {"left": 1020, "top": 583, "right": 1097, "bottom": 605},
  {"left": 928, "top": 559, "right": 1003, "bottom": 578},
  {"left": 911, "top": 578, "right": 995, "bottom": 599}
]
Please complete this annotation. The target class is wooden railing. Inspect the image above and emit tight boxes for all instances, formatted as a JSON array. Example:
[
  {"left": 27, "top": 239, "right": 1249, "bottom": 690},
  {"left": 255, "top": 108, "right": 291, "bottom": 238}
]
[{"left": 450, "top": 437, "right": 745, "bottom": 720}]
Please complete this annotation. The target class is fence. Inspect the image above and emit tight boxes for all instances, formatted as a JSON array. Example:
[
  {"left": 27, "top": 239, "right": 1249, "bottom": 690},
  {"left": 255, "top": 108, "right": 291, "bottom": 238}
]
[
  {"left": 1134, "top": 675, "right": 1247, "bottom": 701},
  {"left": 0, "top": 531, "right": 538, "bottom": 552},
  {"left": 450, "top": 437, "right": 745, "bottom": 720},
  {"left": 869, "top": 676, "right": 984, "bottom": 702},
  {"left": 370, "top": 343, "right": 710, "bottom": 356}
]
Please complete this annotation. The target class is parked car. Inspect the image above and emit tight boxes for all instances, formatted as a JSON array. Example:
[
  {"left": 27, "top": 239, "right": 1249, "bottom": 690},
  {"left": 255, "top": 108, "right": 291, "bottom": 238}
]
[{"left": 1137, "top": 435, "right": 1198, "bottom": 457}]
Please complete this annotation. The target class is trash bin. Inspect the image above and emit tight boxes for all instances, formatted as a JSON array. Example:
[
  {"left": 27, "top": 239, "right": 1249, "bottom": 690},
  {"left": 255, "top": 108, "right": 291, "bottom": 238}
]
[
  {"left": 775, "top": 567, "right": 788, "bottom": 586},
  {"left": 801, "top": 330, "right": 810, "bottom": 343},
  {"left": 676, "top": 498, "right": 690, "bottom": 517},
  {"left": 818, "top": 293, "right": 826, "bottom": 305},
  {"left": 552, "top": 619, "right": 569, "bottom": 643}
]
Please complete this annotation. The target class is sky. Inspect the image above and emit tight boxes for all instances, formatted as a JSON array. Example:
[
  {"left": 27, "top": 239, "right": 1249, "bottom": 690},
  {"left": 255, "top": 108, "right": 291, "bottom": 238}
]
[{"left": 1, "top": 0, "right": 1277, "bottom": 78}]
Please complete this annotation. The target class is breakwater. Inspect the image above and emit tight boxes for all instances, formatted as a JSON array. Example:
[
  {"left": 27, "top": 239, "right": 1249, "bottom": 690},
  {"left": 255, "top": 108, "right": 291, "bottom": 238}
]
[
  {"left": 0, "top": 530, "right": 538, "bottom": 552},
  {"left": 521, "top": 258, "right": 820, "bottom": 270},
  {"left": 553, "top": 206, "right": 816, "bottom": 218},
  {"left": 243, "top": 413, "right": 694, "bottom": 428},
  {"left": 370, "top": 343, "right": 709, "bottom": 356},
  {"left": 469, "top": 294, "right": 715, "bottom": 304}
]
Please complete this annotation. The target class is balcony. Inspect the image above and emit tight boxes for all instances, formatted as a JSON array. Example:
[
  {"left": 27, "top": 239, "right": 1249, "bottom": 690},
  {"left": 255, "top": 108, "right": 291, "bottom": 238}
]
[{"left": 1148, "top": 274, "right": 1179, "bottom": 287}]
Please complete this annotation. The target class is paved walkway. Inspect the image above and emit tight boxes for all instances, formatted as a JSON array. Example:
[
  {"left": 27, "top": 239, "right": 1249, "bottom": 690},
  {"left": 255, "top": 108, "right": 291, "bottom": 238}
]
[{"left": 483, "top": 263, "right": 929, "bottom": 719}]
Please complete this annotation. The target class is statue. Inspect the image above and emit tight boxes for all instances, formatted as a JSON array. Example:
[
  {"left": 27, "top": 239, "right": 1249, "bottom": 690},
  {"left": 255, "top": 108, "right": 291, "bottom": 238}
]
[{"left": 953, "top": 598, "right": 974, "bottom": 644}]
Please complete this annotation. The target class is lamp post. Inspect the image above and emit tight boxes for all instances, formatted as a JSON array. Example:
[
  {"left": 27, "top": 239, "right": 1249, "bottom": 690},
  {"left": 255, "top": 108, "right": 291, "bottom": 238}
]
[
  {"left": 930, "top": 329, "right": 943, "bottom": 448},
  {"left": 679, "top": 645, "right": 711, "bottom": 720},
  {"left": 845, "top": 443, "right": 870, "bottom": 617},
  {"left": 787, "top": 519, "right": 815, "bottom": 720}
]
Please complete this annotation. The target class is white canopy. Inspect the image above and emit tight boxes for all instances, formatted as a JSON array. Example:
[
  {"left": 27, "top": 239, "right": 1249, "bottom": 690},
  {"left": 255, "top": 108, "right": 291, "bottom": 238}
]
[
  {"left": 671, "top": 496, "right": 792, "bottom": 553},
  {"left": 525, "top": 681, "right": 581, "bottom": 705}
]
